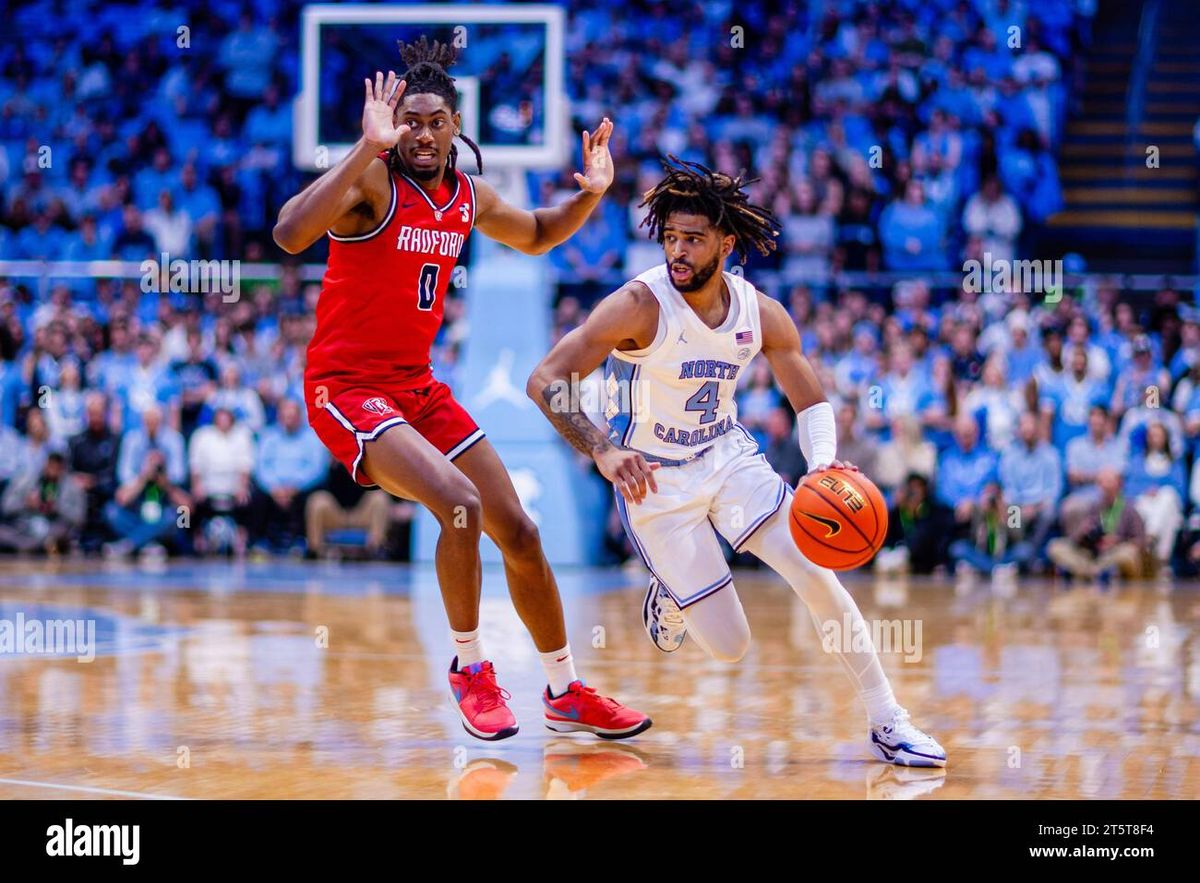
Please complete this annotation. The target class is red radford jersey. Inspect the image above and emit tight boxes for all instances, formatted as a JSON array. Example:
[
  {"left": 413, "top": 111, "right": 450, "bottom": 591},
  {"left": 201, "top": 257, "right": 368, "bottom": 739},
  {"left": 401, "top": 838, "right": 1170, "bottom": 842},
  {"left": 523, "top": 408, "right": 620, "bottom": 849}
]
[{"left": 306, "top": 161, "right": 476, "bottom": 389}]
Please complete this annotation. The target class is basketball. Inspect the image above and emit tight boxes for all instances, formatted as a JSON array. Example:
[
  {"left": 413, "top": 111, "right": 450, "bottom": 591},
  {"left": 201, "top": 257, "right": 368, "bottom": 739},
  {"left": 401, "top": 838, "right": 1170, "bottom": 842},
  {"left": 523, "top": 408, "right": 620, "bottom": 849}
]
[{"left": 789, "top": 468, "right": 888, "bottom": 571}]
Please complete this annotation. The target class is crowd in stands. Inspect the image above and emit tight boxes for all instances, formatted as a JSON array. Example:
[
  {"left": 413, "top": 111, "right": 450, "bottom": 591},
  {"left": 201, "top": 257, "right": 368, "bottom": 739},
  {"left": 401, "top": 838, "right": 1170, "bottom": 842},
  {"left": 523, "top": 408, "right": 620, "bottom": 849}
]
[
  {"left": 2, "top": 0, "right": 1186, "bottom": 582},
  {"left": 541, "top": 0, "right": 1083, "bottom": 308},
  {"left": 0, "top": 280, "right": 417, "bottom": 560}
]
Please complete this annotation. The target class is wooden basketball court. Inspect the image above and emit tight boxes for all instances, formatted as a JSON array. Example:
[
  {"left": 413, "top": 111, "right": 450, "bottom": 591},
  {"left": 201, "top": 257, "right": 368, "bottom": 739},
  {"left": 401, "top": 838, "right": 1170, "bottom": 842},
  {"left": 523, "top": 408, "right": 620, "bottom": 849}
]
[{"left": 0, "top": 559, "right": 1195, "bottom": 800}]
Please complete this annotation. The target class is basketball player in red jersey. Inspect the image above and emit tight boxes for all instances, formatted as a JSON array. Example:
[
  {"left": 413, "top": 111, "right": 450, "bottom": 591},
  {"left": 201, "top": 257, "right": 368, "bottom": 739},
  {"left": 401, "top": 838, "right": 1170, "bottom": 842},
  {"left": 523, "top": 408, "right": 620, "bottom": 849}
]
[{"left": 273, "top": 38, "right": 649, "bottom": 741}]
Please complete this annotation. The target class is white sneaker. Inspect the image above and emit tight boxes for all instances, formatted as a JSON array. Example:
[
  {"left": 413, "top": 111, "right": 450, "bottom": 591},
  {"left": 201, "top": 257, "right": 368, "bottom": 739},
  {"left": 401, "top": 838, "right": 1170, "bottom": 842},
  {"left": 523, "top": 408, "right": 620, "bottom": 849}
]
[
  {"left": 868, "top": 707, "right": 947, "bottom": 768},
  {"left": 642, "top": 577, "right": 687, "bottom": 652}
]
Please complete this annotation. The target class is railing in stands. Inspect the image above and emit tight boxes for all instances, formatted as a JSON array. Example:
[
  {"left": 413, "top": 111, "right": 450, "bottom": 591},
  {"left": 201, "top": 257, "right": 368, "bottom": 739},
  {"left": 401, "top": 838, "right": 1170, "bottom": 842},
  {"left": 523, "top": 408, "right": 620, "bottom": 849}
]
[
  {"left": 1125, "top": 0, "right": 1161, "bottom": 174},
  {"left": 1, "top": 261, "right": 1198, "bottom": 299}
]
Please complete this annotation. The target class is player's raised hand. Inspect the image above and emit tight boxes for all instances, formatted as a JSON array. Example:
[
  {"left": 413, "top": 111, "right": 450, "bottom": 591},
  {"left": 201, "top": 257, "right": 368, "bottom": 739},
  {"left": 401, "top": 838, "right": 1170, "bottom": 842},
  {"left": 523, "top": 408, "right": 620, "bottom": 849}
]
[
  {"left": 596, "top": 446, "right": 660, "bottom": 504},
  {"left": 362, "top": 70, "right": 407, "bottom": 150},
  {"left": 573, "top": 117, "right": 615, "bottom": 194}
]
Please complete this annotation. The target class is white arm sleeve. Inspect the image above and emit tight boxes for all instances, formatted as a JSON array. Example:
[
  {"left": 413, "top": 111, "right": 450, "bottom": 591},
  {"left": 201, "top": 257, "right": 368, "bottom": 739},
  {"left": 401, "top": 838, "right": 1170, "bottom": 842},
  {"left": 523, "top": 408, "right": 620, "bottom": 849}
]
[{"left": 796, "top": 401, "right": 837, "bottom": 471}]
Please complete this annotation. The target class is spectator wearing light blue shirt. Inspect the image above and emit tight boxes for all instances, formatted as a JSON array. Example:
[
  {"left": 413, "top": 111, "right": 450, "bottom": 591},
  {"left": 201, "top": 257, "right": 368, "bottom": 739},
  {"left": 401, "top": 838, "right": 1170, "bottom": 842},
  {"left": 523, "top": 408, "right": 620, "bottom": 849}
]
[
  {"left": 878, "top": 180, "right": 947, "bottom": 271},
  {"left": 116, "top": 334, "right": 179, "bottom": 434},
  {"left": 1110, "top": 334, "right": 1168, "bottom": 423},
  {"left": 251, "top": 399, "right": 328, "bottom": 550},
  {"left": 1059, "top": 403, "right": 1129, "bottom": 535},
  {"left": 999, "top": 411, "right": 1063, "bottom": 565},
  {"left": 0, "top": 423, "right": 22, "bottom": 495},
  {"left": 243, "top": 83, "right": 291, "bottom": 148},
  {"left": 1039, "top": 346, "right": 1110, "bottom": 450},
  {"left": 1065, "top": 405, "right": 1128, "bottom": 494},
  {"left": 936, "top": 414, "right": 999, "bottom": 528},
  {"left": 0, "top": 358, "right": 27, "bottom": 428},
  {"left": 218, "top": 12, "right": 279, "bottom": 101},
  {"left": 862, "top": 342, "right": 923, "bottom": 436},
  {"left": 116, "top": 404, "right": 186, "bottom": 487},
  {"left": 176, "top": 163, "right": 221, "bottom": 259},
  {"left": 1000, "top": 311, "right": 1042, "bottom": 384}
]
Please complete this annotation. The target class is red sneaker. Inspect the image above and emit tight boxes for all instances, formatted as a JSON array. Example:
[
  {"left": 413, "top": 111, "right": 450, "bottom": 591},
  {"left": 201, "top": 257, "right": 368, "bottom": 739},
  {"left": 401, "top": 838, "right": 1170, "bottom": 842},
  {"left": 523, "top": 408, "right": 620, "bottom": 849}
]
[
  {"left": 448, "top": 657, "right": 519, "bottom": 741},
  {"left": 542, "top": 681, "right": 652, "bottom": 739}
]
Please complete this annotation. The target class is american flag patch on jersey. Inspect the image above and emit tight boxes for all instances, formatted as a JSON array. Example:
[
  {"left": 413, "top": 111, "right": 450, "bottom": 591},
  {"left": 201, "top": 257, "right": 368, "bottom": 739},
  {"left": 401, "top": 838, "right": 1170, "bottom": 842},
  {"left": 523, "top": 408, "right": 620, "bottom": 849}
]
[{"left": 735, "top": 330, "right": 754, "bottom": 344}]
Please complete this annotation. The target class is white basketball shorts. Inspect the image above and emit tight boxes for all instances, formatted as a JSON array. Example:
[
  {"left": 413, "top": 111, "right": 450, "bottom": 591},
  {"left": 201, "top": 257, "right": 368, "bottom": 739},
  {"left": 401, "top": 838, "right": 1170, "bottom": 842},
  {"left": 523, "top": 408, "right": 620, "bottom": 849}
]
[{"left": 614, "top": 425, "right": 791, "bottom": 609}]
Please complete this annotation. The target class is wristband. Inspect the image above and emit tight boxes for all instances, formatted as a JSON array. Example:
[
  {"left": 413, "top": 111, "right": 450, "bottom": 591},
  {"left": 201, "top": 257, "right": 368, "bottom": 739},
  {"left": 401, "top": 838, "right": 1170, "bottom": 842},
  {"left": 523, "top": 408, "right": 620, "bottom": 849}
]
[{"left": 796, "top": 400, "right": 836, "bottom": 471}]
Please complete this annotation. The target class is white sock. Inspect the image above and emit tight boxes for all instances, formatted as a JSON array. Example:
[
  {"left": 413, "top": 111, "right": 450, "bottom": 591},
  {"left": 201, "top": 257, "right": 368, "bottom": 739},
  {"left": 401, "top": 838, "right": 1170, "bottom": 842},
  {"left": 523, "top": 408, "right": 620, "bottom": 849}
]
[
  {"left": 451, "top": 628, "right": 485, "bottom": 669},
  {"left": 540, "top": 645, "right": 577, "bottom": 697},
  {"left": 860, "top": 682, "right": 900, "bottom": 727}
]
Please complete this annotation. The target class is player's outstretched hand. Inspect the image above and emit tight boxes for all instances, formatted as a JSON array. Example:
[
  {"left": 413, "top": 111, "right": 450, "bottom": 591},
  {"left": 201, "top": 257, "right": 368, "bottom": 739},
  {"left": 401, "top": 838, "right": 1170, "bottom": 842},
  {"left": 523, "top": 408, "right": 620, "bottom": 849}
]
[
  {"left": 807, "top": 459, "right": 859, "bottom": 474},
  {"left": 573, "top": 117, "right": 615, "bottom": 194},
  {"left": 362, "top": 70, "right": 407, "bottom": 150},
  {"left": 596, "top": 446, "right": 660, "bottom": 505}
]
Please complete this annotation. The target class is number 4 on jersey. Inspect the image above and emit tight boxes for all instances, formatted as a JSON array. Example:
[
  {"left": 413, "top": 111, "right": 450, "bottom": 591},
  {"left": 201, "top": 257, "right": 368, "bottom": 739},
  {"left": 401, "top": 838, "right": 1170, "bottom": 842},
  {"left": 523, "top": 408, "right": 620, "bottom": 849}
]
[{"left": 685, "top": 380, "right": 720, "bottom": 424}]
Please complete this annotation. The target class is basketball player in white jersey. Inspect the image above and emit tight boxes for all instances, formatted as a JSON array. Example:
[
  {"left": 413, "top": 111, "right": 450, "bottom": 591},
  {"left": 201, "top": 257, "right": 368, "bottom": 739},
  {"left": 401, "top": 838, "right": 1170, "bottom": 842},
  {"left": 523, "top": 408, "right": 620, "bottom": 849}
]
[{"left": 528, "top": 157, "right": 946, "bottom": 767}]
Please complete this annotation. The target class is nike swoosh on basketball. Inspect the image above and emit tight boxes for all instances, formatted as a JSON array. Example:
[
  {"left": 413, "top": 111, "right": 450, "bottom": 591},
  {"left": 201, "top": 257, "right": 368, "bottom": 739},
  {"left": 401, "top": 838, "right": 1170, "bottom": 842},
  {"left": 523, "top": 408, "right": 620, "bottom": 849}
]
[{"left": 800, "top": 511, "right": 842, "bottom": 538}]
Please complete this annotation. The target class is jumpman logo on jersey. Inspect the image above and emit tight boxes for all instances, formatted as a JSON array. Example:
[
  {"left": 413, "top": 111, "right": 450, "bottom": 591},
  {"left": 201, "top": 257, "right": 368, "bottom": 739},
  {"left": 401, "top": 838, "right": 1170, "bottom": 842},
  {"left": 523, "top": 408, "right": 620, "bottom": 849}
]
[
  {"left": 472, "top": 349, "right": 532, "bottom": 410},
  {"left": 677, "top": 331, "right": 687, "bottom": 345}
]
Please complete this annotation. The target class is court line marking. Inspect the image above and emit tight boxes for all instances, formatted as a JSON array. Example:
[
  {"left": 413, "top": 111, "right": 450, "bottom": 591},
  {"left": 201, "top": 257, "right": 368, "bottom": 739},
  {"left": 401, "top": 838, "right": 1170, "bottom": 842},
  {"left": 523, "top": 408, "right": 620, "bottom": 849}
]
[{"left": 0, "top": 777, "right": 189, "bottom": 800}]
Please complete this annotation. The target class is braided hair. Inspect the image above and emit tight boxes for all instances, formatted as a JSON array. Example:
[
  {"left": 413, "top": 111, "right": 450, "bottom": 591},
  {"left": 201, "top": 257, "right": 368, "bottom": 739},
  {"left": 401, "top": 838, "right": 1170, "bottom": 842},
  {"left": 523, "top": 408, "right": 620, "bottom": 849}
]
[
  {"left": 386, "top": 35, "right": 483, "bottom": 176},
  {"left": 638, "top": 155, "right": 780, "bottom": 264}
]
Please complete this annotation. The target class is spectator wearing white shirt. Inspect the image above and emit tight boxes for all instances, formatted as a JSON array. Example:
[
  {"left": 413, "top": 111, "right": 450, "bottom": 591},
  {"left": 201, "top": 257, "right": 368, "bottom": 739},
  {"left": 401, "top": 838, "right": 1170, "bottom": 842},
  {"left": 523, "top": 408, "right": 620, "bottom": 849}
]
[
  {"left": 44, "top": 360, "right": 87, "bottom": 441},
  {"left": 143, "top": 189, "right": 193, "bottom": 256},
  {"left": 963, "top": 353, "right": 1025, "bottom": 450},
  {"left": 962, "top": 177, "right": 1021, "bottom": 264},
  {"left": 1062, "top": 315, "right": 1112, "bottom": 383},
  {"left": 189, "top": 406, "right": 254, "bottom": 554},
  {"left": 1012, "top": 37, "right": 1061, "bottom": 84},
  {"left": 205, "top": 362, "right": 265, "bottom": 434}
]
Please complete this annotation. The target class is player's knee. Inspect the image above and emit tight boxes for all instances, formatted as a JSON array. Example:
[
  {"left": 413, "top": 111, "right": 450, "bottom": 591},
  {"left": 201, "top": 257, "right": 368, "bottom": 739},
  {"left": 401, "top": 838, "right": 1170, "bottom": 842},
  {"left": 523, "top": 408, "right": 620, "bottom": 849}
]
[
  {"left": 695, "top": 611, "right": 751, "bottom": 663},
  {"left": 432, "top": 484, "right": 482, "bottom": 535},
  {"left": 496, "top": 514, "right": 542, "bottom": 560},
  {"left": 707, "top": 628, "right": 751, "bottom": 663}
]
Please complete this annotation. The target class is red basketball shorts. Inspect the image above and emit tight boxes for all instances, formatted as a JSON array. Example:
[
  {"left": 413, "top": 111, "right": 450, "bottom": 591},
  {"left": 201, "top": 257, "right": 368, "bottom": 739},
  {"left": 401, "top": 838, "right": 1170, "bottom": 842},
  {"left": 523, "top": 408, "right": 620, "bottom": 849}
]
[{"left": 305, "top": 377, "right": 485, "bottom": 487}]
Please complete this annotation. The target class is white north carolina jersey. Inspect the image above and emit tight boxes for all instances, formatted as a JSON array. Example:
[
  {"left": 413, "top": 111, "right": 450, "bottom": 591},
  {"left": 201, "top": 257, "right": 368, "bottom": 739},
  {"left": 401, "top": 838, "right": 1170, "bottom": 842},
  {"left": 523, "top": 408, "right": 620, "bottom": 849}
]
[{"left": 604, "top": 263, "right": 763, "bottom": 463}]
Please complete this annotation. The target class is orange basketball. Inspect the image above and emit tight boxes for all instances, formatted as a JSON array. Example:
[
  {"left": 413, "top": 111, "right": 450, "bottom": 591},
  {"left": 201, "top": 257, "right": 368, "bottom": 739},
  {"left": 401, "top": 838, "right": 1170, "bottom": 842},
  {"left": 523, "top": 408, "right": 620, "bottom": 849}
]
[{"left": 788, "top": 468, "right": 888, "bottom": 570}]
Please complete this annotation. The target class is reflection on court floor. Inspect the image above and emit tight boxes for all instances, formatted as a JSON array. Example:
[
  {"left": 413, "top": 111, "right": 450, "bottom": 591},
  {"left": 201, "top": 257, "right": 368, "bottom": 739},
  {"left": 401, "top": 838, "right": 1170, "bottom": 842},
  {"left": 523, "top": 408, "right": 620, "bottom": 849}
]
[{"left": 0, "top": 560, "right": 1196, "bottom": 799}]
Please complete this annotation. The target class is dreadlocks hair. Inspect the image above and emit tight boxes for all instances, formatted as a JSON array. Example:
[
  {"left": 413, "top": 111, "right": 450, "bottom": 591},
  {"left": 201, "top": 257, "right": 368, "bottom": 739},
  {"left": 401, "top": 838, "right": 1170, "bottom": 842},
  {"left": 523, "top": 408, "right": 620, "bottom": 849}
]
[
  {"left": 385, "top": 35, "right": 484, "bottom": 176},
  {"left": 638, "top": 155, "right": 780, "bottom": 264}
]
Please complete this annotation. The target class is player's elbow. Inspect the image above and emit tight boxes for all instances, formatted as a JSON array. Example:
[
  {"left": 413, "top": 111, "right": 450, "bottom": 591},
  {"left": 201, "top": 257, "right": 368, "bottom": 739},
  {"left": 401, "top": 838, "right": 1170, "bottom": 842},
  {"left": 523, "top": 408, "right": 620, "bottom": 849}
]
[
  {"left": 520, "top": 239, "right": 551, "bottom": 256},
  {"left": 527, "top": 364, "right": 565, "bottom": 408},
  {"left": 272, "top": 221, "right": 305, "bottom": 255},
  {"left": 526, "top": 367, "right": 548, "bottom": 404}
]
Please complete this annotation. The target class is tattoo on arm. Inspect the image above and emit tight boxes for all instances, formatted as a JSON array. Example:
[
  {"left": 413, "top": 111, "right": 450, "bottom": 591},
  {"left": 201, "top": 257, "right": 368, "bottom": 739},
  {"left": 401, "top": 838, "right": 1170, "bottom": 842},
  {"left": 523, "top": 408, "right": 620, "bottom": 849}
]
[{"left": 538, "top": 384, "right": 614, "bottom": 457}]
